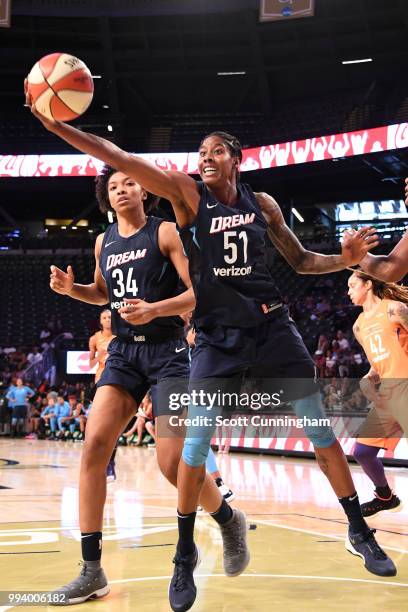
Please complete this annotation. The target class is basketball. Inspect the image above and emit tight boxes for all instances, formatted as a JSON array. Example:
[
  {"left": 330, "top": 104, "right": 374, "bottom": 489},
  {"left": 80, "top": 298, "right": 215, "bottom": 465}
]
[{"left": 26, "top": 52, "right": 94, "bottom": 122}]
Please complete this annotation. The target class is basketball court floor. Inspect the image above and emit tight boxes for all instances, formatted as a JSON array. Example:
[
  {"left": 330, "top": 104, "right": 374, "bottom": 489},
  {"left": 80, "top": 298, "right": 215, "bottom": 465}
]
[{"left": 0, "top": 439, "right": 407, "bottom": 611}]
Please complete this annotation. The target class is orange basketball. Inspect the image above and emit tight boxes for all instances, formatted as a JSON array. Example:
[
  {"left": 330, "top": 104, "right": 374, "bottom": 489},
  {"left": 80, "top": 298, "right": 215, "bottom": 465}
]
[{"left": 27, "top": 53, "right": 94, "bottom": 122}]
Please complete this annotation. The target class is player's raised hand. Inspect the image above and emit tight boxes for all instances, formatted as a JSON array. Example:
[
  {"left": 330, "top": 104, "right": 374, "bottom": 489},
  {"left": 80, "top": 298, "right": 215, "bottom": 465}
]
[
  {"left": 118, "top": 299, "right": 157, "bottom": 325},
  {"left": 341, "top": 227, "right": 379, "bottom": 266},
  {"left": 50, "top": 264, "right": 74, "bottom": 295},
  {"left": 24, "top": 78, "right": 59, "bottom": 130}
]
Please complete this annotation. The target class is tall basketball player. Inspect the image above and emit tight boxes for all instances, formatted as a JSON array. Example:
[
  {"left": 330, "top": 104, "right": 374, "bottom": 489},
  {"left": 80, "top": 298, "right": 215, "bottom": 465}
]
[
  {"left": 348, "top": 270, "right": 408, "bottom": 515},
  {"left": 88, "top": 308, "right": 117, "bottom": 481},
  {"left": 27, "top": 96, "right": 395, "bottom": 612},
  {"left": 47, "top": 166, "right": 244, "bottom": 605}
]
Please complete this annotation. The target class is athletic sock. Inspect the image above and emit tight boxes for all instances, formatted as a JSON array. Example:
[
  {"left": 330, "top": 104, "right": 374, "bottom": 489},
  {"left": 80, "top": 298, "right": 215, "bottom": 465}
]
[
  {"left": 375, "top": 484, "right": 392, "bottom": 500},
  {"left": 81, "top": 531, "right": 102, "bottom": 563},
  {"left": 210, "top": 498, "right": 233, "bottom": 526},
  {"left": 339, "top": 492, "right": 369, "bottom": 534},
  {"left": 177, "top": 511, "right": 196, "bottom": 556}
]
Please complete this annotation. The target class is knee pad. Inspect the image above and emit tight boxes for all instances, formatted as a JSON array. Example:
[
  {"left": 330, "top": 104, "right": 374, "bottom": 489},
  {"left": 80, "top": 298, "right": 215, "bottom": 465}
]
[
  {"left": 182, "top": 437, "right": 212, "bottom": 467},
  {"left": 292, "top": 391, "right": 336, "bottom": 448}
]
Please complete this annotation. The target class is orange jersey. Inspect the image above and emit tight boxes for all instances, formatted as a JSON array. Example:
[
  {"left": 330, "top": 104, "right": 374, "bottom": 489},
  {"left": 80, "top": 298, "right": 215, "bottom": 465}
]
[
  {"left": 90, "top": 330, "right": 115, "bottom": 382},
  {"left": 356, "top": 299, "right": 408, "bottom": 379}
]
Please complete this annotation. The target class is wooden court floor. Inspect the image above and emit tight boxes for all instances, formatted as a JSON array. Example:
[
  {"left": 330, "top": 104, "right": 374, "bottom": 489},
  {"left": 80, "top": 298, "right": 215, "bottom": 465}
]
[{"left": 0, "top": 439, "right": 407, "bottom": 611}]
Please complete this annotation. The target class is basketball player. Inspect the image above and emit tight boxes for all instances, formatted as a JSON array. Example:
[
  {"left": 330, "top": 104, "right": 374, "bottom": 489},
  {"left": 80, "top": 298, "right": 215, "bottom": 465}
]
[
  {"left": 46, "top": 164, "right": 245, "bottom": 605},
  {"left": 27, "top": 99, "right": 395, "bottom": 611},
  {"left": 88, "top": 308, "right": 117, "bottom": 481},
  {"left": 348, "top": 270, "right": 407, "bottom": 516}
]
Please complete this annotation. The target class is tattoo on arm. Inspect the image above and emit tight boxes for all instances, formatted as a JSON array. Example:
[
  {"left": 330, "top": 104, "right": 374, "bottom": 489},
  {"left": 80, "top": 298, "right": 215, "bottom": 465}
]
[{"left": 396, "top": 303, "right": 408, "bottom": 327}]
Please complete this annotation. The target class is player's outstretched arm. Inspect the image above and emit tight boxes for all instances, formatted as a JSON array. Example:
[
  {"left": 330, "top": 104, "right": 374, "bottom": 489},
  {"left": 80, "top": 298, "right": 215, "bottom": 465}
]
[
  {"left": 25, "top": 83, "right": 199, "bottom": 224},
  {"left": 257, "top": 192, "right": 379, "bottom": 274},
  {"left": 50, "top": 234, "right": 108, "bottom": 305},
  {"left": 119, "top": 222, "right": 195, "bottom": 325},
  {"left": 359, "top": 231, "right": 408, "bottom": 282}
]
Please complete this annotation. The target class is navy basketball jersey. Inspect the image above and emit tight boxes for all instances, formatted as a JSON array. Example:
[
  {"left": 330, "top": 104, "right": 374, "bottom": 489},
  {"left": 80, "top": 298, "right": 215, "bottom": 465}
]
[
  {"left": 99, "top": 216, "right": 184, "bottom": 338},
  {"left": 179, "top": 182, "right": 282, "bottom": 328}
]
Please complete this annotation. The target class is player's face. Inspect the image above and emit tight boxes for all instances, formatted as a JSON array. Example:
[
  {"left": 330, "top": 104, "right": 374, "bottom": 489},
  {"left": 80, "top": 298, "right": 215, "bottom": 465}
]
[
  {"left": 348, "top": 274, "right": 369, "bottom": 305},
  {"left": 198, "top": 137, "right": 239, "bottom": 186},
  {"left": 16, "top": 378, "right": 23, "bottom": 387},
  {"left": 100, "top": 310, "right": 111, "bottom": 331},
  {"left": 107, "top": 172, "right": 146, "bottom": 213}
]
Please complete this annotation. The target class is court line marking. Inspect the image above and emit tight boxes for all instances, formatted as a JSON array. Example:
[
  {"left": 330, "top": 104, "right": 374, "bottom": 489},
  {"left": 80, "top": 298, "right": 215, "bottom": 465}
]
[
  {"left": 108, "top": 573, "right": 408, "bottom": 588},
  {"left": 253, "top": 519, "right": 408, "bottom": 555}
]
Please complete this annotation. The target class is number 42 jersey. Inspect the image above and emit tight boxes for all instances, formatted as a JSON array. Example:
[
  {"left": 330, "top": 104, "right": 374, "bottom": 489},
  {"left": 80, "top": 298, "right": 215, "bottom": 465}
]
[{"left": 99, "top": 216, "right": 184, "bottom": 338}]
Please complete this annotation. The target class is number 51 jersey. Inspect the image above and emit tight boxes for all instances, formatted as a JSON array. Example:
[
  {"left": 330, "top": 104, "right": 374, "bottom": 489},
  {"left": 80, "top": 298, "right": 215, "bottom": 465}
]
[
  {"left": 99, "top": 216, "right": 184, "bottom": 338},
  {"left": 179, "top": 181, "right": 282, "bottom": 328}
]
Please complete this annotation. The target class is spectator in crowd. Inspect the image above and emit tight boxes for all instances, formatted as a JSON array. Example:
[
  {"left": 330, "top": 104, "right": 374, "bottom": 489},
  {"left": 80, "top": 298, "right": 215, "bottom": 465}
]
[
  {"left": 56, "top": 395, "right": 73, "bottom": 438},
  {"left": 316, "top": 334, "right": 329, "bottom": 354},
  {"left": 40, "top": 397, "right": 58, "bottom": 438},
  {"left": 27, "top": 346, "right": 43, "bottom": 366},
  {"left": 336, "top": 330, "right": 350, "bottom": 351},
  {"left": 6, "top": 378, "right": 34, "bottom": 437},
  {"left": 70, "top": 402, "right": 87, "bottom": 437}
]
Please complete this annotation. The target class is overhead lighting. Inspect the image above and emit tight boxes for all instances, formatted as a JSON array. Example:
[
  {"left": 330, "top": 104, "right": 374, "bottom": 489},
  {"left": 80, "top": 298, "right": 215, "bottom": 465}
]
[
  {"left": 342, "top": 58, "right": 373, "bottom": 65},
  {"left": 102, "top": 104, "right": 110, "bottom": 109},
  {"left": 92, "top": 74, "right": 102, "bottom": 79},
  {"left": 72, "top": 226, "right": 77, "bottom": 230},
  {"left": 107, "top": 125, "right": 113, "bottom": 132},
  {"left": 61, "top": 225, "right": 67, "bottom": 230},
  {"left": 217, "top": 71, "right": 246, "bottom": 76},
  {"left": 291, "top": 207, "right": 304, "bottom": 223}
]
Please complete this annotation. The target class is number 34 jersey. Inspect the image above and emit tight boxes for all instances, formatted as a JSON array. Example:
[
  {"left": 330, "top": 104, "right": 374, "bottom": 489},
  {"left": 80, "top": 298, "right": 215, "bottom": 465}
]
[
  {"left": 355, "top": 298, "right": 408, "bottom": 378},
  {"left": 99, "top": 216, "right": 184, "bottom": 338},
  {"left": 179, "top": 181, "right": 282, "bottom": 328}
]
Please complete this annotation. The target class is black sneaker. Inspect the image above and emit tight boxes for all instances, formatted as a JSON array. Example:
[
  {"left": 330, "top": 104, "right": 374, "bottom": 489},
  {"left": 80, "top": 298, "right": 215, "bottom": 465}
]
[
  {"left": 169, "top": 546, "right": 200, "bottom": 612},
  {"left": 361, "top": 493, "right": 402, "bottom": 517},
  {"left": 345, "top": 528, "right": 396, "bottom": 577}
]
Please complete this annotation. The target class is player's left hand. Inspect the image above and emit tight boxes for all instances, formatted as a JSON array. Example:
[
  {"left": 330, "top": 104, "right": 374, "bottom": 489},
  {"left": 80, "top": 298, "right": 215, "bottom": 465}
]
[
  {"left": 118, "top": 299, "right": 157, "bottom": 325},
  {"left": 341, "top": 226, "right": 379, "bottom": 266}
]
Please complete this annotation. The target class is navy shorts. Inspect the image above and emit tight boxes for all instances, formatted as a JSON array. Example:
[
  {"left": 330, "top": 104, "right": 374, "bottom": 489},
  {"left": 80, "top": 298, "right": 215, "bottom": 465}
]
[
  {"left": 97, "top": 336, "right": 189, "bottom": 415},
  {"left": 190, "top": 307, "right": 317, "bottom": 401}
]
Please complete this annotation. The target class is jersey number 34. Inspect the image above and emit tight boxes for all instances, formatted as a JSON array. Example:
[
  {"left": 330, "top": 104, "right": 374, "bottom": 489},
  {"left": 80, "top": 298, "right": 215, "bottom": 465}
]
[{"left": 111, "top": 268, "right": 138, "bottom": 297}]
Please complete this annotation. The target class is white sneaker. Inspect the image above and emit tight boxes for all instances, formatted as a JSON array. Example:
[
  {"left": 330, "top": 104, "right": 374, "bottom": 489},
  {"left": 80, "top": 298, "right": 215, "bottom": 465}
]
[{"left": 218, "top": 483, "right": 236, "bottom": 503}]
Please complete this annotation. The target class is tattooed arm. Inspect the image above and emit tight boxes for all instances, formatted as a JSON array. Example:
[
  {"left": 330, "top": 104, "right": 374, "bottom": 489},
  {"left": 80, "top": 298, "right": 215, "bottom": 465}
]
[
  {"left": 387, "top": 301, "right": 408, "bottom": 331},
  {"left": 256, "top": 192, "right": 379, "bottom": 274},
  {"left": 360, "top": 231, "right": 408, "bottom": 282}
]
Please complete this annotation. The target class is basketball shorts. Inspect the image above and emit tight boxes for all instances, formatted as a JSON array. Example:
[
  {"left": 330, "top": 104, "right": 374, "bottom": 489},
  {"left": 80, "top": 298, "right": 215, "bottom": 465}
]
[{"left": 97, "top": 335, "right": 189, "bottom": 416}]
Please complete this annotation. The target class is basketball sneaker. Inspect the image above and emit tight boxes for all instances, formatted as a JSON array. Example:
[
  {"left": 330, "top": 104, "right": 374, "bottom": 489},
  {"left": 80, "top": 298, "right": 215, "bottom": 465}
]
[
  {"left": 219, "top": 508, "right": 250, "bottom": 576},
  {"left": 361, "top": 493, "right": 402, "bottom": 517},
  {"left": 49, "top": 561, "right": 110, "bottom": 605},
  {"left": 215, "top": 478, "right": 236, "bottom": 503},
  {"left": 345, "top": 528, "right": 396, "bottom": 576},
  {"left": 106, "top": 460, "right": 116, "bottom": 483},
  {"left": 169, "top": 545, "right": 200, "bottom": 612}
]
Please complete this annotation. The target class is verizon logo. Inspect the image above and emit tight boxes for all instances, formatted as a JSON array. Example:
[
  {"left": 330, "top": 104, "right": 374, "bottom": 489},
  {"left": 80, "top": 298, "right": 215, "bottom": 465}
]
[{"left": 213, "top": 266, "right": 252, "bottom": 277}]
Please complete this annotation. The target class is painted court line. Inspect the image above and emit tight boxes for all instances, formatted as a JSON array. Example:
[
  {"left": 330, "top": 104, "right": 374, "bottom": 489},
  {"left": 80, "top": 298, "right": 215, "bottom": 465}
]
[
  {"left": 108, "top": 572, "right": 408, "bottom": 588},
  {"left": 253, "top": 519, "right": 408, "bottom": 556}
]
